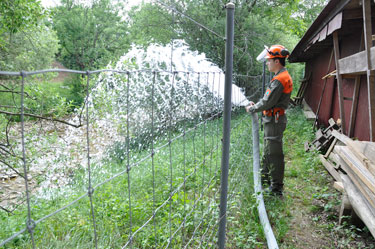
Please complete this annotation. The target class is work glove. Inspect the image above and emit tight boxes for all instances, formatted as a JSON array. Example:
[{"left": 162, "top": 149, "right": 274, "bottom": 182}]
[{"left": 245, "top": 102, "right": 255, "bottom": 113}]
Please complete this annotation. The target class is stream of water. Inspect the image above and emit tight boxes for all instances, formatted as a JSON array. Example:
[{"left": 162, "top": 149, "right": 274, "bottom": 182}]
[{"left": 2, "top": 41, "right": 254, "bottom": 206}]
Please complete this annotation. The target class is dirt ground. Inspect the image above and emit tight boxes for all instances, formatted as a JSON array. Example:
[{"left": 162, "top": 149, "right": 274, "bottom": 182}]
[
  {"left": 281, "top": 172, "right": 375, "bottom": 248},
  {"left": 51, "top": 61, "right": 72, "bottom": 82}
]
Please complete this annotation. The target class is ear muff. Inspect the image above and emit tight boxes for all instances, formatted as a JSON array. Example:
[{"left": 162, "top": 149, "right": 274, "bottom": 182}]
[{"left": 280, "top": 49, "right": 290, "bottom": 57}]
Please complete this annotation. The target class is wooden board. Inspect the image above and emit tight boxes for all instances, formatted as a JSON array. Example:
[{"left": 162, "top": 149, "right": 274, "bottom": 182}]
[
  {"left": 339, "top": 158, "right": 375, "bottom": 210},
  {"left": 352, "top": 141, "right": 375, "bottom": 164},
  {"left": 338, "top": 47, "right": 375, "bottom": 75},
  {"left": 341, "top": 174, "right": 375, "bottom": 238},
  {"left": 324, "top": 138, "right": 338, "bottom": 159},
  {"left": 304, "top": 111, "right": 316, "bottom": 121},
  {"left": 319, "top": 154, "right": 341, "bottom": 181},
  {"left": 328, "top": 152, "right": 341, "bottom": 169},
  {"left": 334, "top": 147, "right": 375, "bottom": 210},
  {"left": 339, "top": 192, "right": 352, "bottom": 225},
  {"left": 334, "top": 181, "right": 344, "bottom": 192},
  {"left": 332, "top": 130, "right": 375, "bottom": 175},
  {"left": 335, "top": 146, "right": 375, "bottom": 195}
]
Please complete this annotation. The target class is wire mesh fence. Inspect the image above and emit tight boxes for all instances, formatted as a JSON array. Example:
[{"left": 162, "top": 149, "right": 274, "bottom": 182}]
[
  {"left": 0, "top": 1, "right": 274, "bottom": 248},
  {"left": 0, "top": 67, "right": 262, "bottom": 248}
]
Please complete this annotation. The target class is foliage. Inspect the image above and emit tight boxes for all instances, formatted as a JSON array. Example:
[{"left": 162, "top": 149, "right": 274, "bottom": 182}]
[
  {"left": 0, "top": 22, "right": 60, "bottom": 72},
  {"left": 124, "top": 0, "right": 323, "bottom": 96},
  {"left": 250, "top": 0, "right": 327, "bottom": 37},
  {"left": 127, "top": 3, "right": 175, "bottom": 47},
  {"left": 63, "top": 74, "right": 87, "bottom": 108},
  {"left": 0, "top": 0, "right": 46, "bottom": 47},
  {"left": 0, "top": 0, "right": 57, "bottom": 72},
  {"left": 2, "top": 0, "right": 371, "bottom": 247},
  {"left": 0, "top": 111, "right": 223, "bottom": 248},
  {"left": 51, "top": 0, "right": 130, "bottom": 70},
  {"left": 2, "top": 107, "right": 375, "bottom": 248},
  {"left": 0, "top": 79, "right": 74, "bottom": 120}
]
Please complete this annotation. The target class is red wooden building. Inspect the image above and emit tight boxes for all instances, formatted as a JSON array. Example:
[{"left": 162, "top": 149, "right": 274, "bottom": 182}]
[{"left": 289, "top": 0, "right": 375, "bottom": 141}]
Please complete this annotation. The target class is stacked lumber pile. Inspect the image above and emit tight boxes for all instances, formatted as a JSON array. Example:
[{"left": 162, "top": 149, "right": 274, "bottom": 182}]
[
  {"left": 305, "top": 118, "right": 339, "bottom": 152},
  {"left": 318, "top": 129, "right": 375, "bottom": 238}
]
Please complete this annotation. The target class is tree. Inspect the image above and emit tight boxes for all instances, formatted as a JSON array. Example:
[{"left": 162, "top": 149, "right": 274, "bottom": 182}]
[
  {"left": 52, "top": 0, "right": 130, "bottom": 70},
  {"left": 0, "top": 0, "right": 58, "bottom": 72},
  {"left": 252, "top": 0, "right": 327, "bottom": 37},
  {"left": 158, "top": 0, "right": 278, "bottom": 75},
  {"left": 0, "top": 22, "right": 60, "bottom": 71},
  {"left": 144, "top": 0, "right": 326, "bottom": 96},
  {"left": 127, "top": 3, "right": 175, "bottom": 48},
  {"left": 0, "top": 0, "right": 45, "bottom": 47}
]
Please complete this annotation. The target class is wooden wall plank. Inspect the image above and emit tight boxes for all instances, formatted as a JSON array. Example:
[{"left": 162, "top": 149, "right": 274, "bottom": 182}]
[
  {"left": 362, "top": 0, "right": 375, "bottom": 141},
  {"left": 348, "top": 30, "right": 364, "bottom": 138},
  {"left": 341, "top": 174, "right": 375, "bottom": 238},
  {"left": 348, "top": 76, "right": 361, "bottom": 137}
]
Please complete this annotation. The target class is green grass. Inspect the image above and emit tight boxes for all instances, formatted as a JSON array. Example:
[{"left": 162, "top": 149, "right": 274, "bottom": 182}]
[
  {"left": 0, "top": 79, "right": 74, "bottom": 119},
  {"left": 1, "top": 113, "right": 224, "bottom": 248},
  {"left": 268, "top": 107, "right": 374, "bottom": 248},
  {"left": 227, "top": 107, "right": 375, "bottom": 248},
  {"left": 0, "top": 73, "right": 86, "bottom": 120},
  {"left": 2, "top": 107, "right": 375, "bottom": 248}
]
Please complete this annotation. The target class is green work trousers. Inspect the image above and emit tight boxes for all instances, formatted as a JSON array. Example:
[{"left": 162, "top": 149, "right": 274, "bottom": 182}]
[{"left": 261, "top": 117, "right": 286, "bottom": 193}]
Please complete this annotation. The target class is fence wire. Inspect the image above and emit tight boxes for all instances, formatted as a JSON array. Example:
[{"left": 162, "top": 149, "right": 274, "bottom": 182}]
[
  {"left": 0, "top": 68, "right": 262, "bottom": 248},
  {"left": 0, "top": 1, "right": 274, "bottom": 248}
]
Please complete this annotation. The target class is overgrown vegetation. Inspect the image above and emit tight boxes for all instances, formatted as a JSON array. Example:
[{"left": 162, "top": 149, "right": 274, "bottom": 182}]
[
  {"left": 52, "top": 0, "right": 130, "bottom": 71},
  {"left": 0, "top": 112, "right": 224, "bottom": 248},
  {"left": 0, "top": 79, "right": 74, "bottom": 119},
  {"left": 2, "top": 105, "right": 375, "bottom": 247},
  {"left": 272, "top": 107, "right": 374, "bottom": 248},
  {"left": 2, "top": 0, "right": 375, "bottom": 247}
]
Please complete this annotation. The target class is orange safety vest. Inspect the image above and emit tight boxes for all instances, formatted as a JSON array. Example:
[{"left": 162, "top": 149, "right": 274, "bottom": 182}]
[
  {"left": 274, "top": 70, "right": 293, "bottom": 94},
  {"left": 262, "top": 70, "right": 293, "bottom": 117}
]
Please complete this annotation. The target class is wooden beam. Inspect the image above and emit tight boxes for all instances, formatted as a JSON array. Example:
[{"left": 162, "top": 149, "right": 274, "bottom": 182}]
[
  {"left": 367, "top": 73, "right": 375, "bottom": 141},
  {"left": 363, "top": 0, "right": 375, "bottom": 141},
  {"left": 363, "top": 0, "right": 373, "bottom": 68},
  {"left": 319, "top": 154, "right": 341, "bottom": 181},
  {"left": 335, "top": 145, "right": 375, "bottom": 196},
  {"left": 348, "top": 76, "right": 361, "bottom": 137},
  {"left": 343, "top": 8, "right": 364, "bottom": 20},
  {"left": 338, "top": 47, "right": 375, "bottom": 74},
  {"left": 341, "top": 174, "right": 375, "bottom": 238},
  {"left": 349, "top": 32, "right": 364, "bottom": 138},
  {"left": 332, "top": 130, "right": 375, "bottom": 175},
  {"left": 333, "top": 31, "right": 346, "bottom": 133}
]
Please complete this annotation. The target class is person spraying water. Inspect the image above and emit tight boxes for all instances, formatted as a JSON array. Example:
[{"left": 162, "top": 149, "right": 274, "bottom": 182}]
[{"left": 246, "top": 45, "right": 293, "bottom": 197}]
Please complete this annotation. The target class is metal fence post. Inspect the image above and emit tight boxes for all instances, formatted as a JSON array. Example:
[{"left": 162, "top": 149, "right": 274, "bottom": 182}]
[{"left": 218, "top": 2, "right": 234, "bottom": 249}]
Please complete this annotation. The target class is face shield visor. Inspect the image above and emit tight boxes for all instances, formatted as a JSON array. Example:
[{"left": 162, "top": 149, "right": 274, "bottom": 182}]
[{"left": 256, "top": 45, "right": 269, "bottom": 62}]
